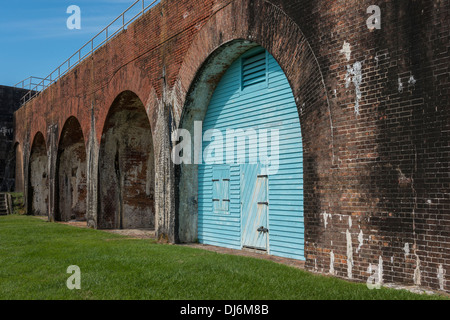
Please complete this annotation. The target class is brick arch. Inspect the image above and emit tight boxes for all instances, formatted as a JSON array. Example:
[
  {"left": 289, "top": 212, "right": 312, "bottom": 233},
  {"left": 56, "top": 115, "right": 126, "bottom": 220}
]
[
  {"left": 174, "top": 0, "right": 332, "bottom": 249},
  {"left": 175, "top": 0, "right": 332, "bottom": 135},
  {"left": 30, "top": 131, "right": 47, "bottom": 156},
  {"left": 56, "top": 115, "right": 86, "bottom": 150},
  {"left": 93, "top": 66, "right": 160, "bottom": 147}
]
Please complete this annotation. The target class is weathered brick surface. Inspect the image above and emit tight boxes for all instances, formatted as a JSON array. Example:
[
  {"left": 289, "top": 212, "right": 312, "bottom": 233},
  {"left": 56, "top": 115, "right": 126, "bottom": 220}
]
[{"left": 13, "top": 0, "right": 450, "bottom": 292}]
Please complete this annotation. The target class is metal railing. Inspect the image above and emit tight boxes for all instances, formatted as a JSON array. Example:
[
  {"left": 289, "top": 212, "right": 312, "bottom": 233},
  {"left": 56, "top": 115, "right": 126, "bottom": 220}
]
[
  {"left": 16, "top": 0, "right": 160, "bottom": 106},
  {"left": 14, "top": 76, "right": 52, "bottom": 91}
]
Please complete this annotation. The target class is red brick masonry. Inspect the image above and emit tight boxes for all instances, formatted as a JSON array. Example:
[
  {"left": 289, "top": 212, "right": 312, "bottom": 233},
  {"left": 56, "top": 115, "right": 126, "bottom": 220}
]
[{"left": 14, "top": 0, "right": 450, "bottom": 292}]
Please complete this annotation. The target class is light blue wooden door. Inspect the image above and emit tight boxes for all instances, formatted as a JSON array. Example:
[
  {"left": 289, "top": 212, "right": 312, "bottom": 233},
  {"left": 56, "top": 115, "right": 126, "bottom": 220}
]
[
  {"left": 198, "top": 46, "right": 304, "bottom": 260},
  {"left": 241, "top": 164, "right": 269, "bottom": 250}
]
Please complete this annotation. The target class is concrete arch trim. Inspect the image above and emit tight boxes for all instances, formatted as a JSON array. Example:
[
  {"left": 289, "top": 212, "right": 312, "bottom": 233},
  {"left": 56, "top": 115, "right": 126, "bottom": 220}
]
[{"left": 57, "top": 116, "right": 87, "bottom": 152}]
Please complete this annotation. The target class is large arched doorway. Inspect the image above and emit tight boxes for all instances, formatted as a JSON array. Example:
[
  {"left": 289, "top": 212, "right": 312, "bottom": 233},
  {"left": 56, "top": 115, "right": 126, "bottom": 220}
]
[
  {"left": 177, "top": 44, "right": 305, "bottom": 260},
  {"left": 56, "top": 117, "right": 87, "bottom": 222},
  {"left": 28, "top": 132, "right": 48, "bottom": 216},
  {"left": 98, "top": 91, "right": 155, "bottom": 229}
]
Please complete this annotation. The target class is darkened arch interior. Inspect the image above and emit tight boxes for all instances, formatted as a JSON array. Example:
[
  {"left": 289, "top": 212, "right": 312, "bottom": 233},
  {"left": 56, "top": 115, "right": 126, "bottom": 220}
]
[
  {"left": 28, "top": 132, "right": 48, "bottom": 216},
  {"left": 55, "top": 116, "right": 87, "bottom": 222},
  {"left": 98, "top": 90, "right": 155, "bottom": 229},
  {"left": 176, "top": 40, "right": 306, "bottom": 248}
]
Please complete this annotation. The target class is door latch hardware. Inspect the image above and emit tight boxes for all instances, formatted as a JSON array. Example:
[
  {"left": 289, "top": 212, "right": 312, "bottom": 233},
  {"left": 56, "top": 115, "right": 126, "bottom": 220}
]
[{"left": 257, "top": 226, "right": 269, "bottom": 233}]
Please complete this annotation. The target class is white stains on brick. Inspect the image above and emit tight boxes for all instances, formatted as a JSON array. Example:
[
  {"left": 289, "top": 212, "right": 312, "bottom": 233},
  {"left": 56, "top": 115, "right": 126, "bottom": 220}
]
[
  {"left": 366, "top": 264, "right": 378, "bottom": 289},
  {"left": 348, "top": 216, "right": 352, "bottom": 228},
  {"left": 330, "top": 251, "right": 335, "bottom": 275},
  {"left": 345, "top": 61, "right": 363, "bottom": 115},
  {"left": 322, "top": 212, "right": 332, "bottom": 229},
  {"left": 367, "top": 257, "right": 383, "bottom": 290},
  {"left": 414, "top": 255, "right": 421, "bottom": 286},
  {"left": 378, "top": 256, "right": 384, "bottom": 285},
  {"left": 346, "top": 229, "right": 353, "bottom": 279},
  {"left": 438, "top": 264, "right": 445, "bottom": 291},
  {"left": 339, "top": 41, "right": 351, "bottom": 62},
  {"left": 0, "top": 127, "right": 13, "bottom": 136},
  {"left": 404, "top": 242, "right": 410, "bottom": 257},
  {"left": 408, "top": 75, "right": 416, "bottom": 86},
  {"left": 357, "top": 229, "right": 364, "bottom": 253}
]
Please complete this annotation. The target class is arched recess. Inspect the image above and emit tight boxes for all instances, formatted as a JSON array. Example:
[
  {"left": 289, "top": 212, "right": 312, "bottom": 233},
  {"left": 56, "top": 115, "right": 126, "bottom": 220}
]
[
  {"left": 98, "top": 90, "right": 155, "bottom": 229},
  {"left": 14, "top": 143, "right": 24, "bottom": 193},
  {"left": 177, "top": 43, "right": 305, "bottom": 259},
  {"left": 175, "top": 0, "right": 332, "bottom": 260},
  {"left": 28, "top": 132, "right": 48, "bottom": 216},
  {"left": 56, "top": 116, "right": 87, "bottom": 222}
]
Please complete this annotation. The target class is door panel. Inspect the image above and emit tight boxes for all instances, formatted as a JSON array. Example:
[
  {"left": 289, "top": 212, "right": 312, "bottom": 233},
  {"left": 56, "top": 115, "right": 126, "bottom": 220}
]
[
  {"left": 241, "top": 164, "right": 269, "bottom": 250},
  {"left": 212, "top": 166, "right": 230, "bottom": 214}
]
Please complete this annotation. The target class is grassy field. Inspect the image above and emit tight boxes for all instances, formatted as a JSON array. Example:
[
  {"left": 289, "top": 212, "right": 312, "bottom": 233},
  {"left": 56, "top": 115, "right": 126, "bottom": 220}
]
[{"left": 0, "top": 215, "right": 447, "bottom": 300}]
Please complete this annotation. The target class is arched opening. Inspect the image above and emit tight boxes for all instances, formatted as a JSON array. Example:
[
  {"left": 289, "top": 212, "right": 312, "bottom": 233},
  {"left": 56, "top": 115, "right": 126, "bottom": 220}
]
[
  {"left": 177, "top": 42, "right": 305, "bottom": 260},
  {"left": 98, "top": 90, "right": 155, "bottom": 229},
  {"left": 56, "top": 117, "right": 87, "bottom": 222},
  {"left": 14, "top": 143, "right": 24, "bottom": 193},
  {"left": 28, "top": 132, "right": 48, "bottom": 216}
]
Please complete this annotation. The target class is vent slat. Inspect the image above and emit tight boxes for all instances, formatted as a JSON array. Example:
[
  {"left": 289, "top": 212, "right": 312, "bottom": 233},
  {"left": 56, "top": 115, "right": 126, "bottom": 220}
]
[
  {"left": 243, "top": 65, "right": 266, "bottom": 77},
  {"left": 243, "top": 70, "right": 266, "bottom": 83},
  {"left": 243, "top": 52, "right": 266, "bottom": 65},
  {"left": 243, "top": 59, "right": 265, "bottom": 72}
]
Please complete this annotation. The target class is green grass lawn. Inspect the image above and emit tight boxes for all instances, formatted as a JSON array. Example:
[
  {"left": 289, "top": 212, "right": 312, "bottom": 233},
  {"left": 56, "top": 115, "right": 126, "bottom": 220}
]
[{"left": 0, "top": 215, "right": 447, "bottom": 300}]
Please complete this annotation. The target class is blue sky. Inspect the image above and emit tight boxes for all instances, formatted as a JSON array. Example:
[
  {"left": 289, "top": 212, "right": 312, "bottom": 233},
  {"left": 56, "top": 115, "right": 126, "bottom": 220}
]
[{"left": 0, "top": 0, "right": 150, "bottom": 87}]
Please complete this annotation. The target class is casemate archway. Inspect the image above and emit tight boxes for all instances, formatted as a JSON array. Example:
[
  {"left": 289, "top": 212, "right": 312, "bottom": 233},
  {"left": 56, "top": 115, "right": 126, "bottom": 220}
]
[
  {"left": 28, "top": 132, "right": 48, "bottom": 216},
  {"left": 98, "top": 91, "right": 155, "bottom": 229}
]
